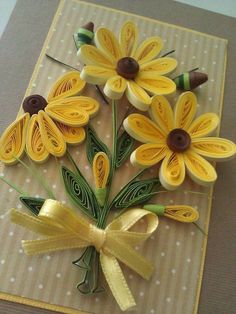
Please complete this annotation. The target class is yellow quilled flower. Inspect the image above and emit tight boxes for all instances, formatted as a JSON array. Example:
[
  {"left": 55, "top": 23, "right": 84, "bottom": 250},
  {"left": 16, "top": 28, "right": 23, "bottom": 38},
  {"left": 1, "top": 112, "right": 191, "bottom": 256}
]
[
  {"left": 0, "top": 71, "right": 99, "bottom": 165},
  {"left": 78, "top": 21, "right": 177, "bottom": 111},
  {"left": 124, "top": 91, "right": 236, "bottom": 190}
]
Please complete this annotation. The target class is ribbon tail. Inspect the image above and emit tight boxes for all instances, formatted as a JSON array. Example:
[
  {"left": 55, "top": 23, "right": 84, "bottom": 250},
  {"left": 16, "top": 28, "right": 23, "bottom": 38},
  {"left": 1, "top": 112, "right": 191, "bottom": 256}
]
[
  {"left": 22, "top": 234, "right": 87, "bottom": 255},
  {"left": 100, "top": 251, "right": 136, "bottom": 311}
]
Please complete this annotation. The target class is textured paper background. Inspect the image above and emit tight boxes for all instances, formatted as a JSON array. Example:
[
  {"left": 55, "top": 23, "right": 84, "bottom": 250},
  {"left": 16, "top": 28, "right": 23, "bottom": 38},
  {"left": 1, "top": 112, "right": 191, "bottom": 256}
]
[{"left": 0, "top": 0, "right": 231, "bottom": 313}]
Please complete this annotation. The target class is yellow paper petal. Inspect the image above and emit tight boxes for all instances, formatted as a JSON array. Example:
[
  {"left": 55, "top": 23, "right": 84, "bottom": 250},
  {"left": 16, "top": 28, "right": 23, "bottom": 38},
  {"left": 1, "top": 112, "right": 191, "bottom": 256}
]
[
  {"left": 104, "top": 75, "right": 127, "bottom": 99},
  {"left": 47, "top": 71, "right": 86, "bottom": 102},
  {"left": 135, "top": 73, "right": 176, "bottom": 95},
  {"left": 134, "top": 37, "right": 163, "bottom": 64},
  {"left": 130, "top": 143, "right": 168, "bottom": 167},
  {"left": 119, "top": 21, "right": 138, "bottom": 57},
  {"left": 93, "top": 152, "right": 110, "bottom": 188},
  {"left": 53, "top": 121, "right": 85, "bottom": 145},
  {"left": 80, "top": 65, "right": 116, "bottom": 85},
  {"left": 0, "top": 113, "right": 30, "bottom": 165},
  {"left": 140, "top": 57, "right": 177, "bottom": 75},
  {"left": 164, "top": 205, "right": 199, "bottom": 222},
  {"left": 160, "top": 152, "right": 185, "bottom": 190},
  {"left": 149, "top": 95, "right": 174, "bottom": 133},
  {"left": 95, "top": 27, "right": 122, "bottom": 62},
  {"left": 126, "top": 80, "right": 152, "bottom": 111},
  {"left": 38, "top": 110, "right": 66, "bottom": 157},
  {"left": 192, "top": 137, "right": 236, "bottom": 161},
  {"left": 174, "top": 92, "right": 197, "bottom": 130},
  {"left": 78, "top": 45, "right": 115, "bottom": 68},
  {"left": 184, "top": 150, "right": 217, "bottom": 186},
  {"left": 45, "top": 101, "right": 89, "bottom": 127},
  {"left": 187, "top": 113, "right": 219, "bottom": 138},
  {"left": 26, "top": 115, "right": 49, "bottom": 163},
  {"left": 124, "top": 113, "right": 166, "bottom": 143}
]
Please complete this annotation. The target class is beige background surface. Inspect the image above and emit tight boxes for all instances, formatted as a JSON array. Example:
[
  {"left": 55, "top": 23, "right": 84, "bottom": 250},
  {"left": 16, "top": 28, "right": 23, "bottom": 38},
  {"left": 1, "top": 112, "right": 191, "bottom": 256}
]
[{"left": 0, "top": 0, "right": 235, "bottom": 314}]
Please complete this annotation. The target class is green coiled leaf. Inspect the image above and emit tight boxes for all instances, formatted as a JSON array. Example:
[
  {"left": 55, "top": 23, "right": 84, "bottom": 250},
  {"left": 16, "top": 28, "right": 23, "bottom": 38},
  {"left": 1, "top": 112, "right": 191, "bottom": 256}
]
[
  {"left": 110, "top": 178, "right": 161, "bottom": 210},
  {"left": 20, "top": 196, "right": 45, "bottom": 216},
  {"left": 115, "top": 131, "right": 134, "bottom": 168},
  {"left": 61, "top": 166, "right": 100, "bottom": 220}
]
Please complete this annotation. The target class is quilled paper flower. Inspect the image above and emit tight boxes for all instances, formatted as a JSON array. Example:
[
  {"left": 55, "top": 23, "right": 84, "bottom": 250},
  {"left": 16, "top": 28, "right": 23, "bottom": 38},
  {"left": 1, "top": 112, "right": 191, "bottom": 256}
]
[
  {"left": 124, "top": 91, "right": 236, "bottom": 190},
  {"left": 0, "top": 71, "right": 99, "bottom": 165},
  {"left": 78, "top": 21, "right": 177, "bottom": 111}
]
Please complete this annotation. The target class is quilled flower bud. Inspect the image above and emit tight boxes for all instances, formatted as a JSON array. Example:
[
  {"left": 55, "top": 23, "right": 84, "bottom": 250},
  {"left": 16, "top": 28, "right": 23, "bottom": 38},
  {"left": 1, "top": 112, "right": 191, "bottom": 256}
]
[
  {"left": 74, "top": 22, "right": 94, "bottom": 51},
  {"left": 174, "top": 71, "right": 208, "bottom": 91}
]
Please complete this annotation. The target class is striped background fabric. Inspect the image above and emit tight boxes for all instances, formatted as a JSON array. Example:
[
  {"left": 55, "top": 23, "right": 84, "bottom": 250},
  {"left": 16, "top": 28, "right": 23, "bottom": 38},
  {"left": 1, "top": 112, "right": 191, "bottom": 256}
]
[{"left": 0, "top": 0, "right": 227, "bottom": 313}]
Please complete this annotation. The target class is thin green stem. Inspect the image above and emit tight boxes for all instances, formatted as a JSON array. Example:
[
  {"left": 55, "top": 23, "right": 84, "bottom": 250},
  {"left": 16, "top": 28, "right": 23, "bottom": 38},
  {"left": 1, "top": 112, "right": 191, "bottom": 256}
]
[{"left": 0, "top": 176, "right": 28, "bottom": 196}]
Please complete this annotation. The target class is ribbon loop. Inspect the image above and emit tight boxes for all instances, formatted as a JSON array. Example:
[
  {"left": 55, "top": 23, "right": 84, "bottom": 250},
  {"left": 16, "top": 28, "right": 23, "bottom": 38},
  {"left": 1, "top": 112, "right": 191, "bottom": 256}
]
[{"left": 10, "top": 199, "right": 158, "bottom": 311}]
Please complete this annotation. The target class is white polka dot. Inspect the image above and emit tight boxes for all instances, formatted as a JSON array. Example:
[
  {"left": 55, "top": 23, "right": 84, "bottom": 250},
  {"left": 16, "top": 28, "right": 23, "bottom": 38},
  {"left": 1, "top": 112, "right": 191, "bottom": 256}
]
[
  {"left": 53, "top": 28, "right": 56, "bottom": 32},
  {"left": 95, "top": 297, "right": 100, "bottom": 302},
  {"left": 0, "top": 172, "right": 4, "bottom": 177},
  {"left": 46, "top": 255, "right": 51, "bottom": 260},
  {"left": 73, "top": 7, "right": 76, "bottom": 10},
  {"left": 210, "top": 78, "right": 215, "bottom": 82},
  {"left": 80, "top": 17, "right": 84, "bottom": 20},
  {"left": 60, "top": 160, "right": 63, "bottom": 164},
  {"left": 52, "top": 184, "right": 57, "bottom": 189},
  {"left": 68, "top": 50, "right": 72, "bottom": 54},
  {"left": 56, "top": 273, "right": 61, "bottom": 278},
  {"left": 135, "top": 246, "right": 139, "bottom": 251},
  {"left": 180, "top": 61, "right": 185, "bottom": 65},
  {"left": 201, "top": 67, "right": 205, "bottom": 71},
  {"left": 212, "top": 61, "right": 216, "bottom": 65},
  {"left": 9, "top": 231, "right": 14, "bottom": 236},
  {"left": 43, "top": 169, "right": 47, "bottom": 173},
  {"left": 47, "top": 76, "right": 52, "bottom": 80},
  {"left": 204, "top": 50, "right": 207, "bottom": 54},
  {"left": 163, "top": 39, "right": 167, "bottom": 42},
  {"left": 1, "top": 259, "right": 5, "bottom": 265},
  {"left": 38, "top": 284, "right": 43, "bottom": 289},
  {"left": 8, "top": 188, "right": 13, "bottom": 193},
  {"left": 214, "top": 44, "right": 218, "bottom": 48},
  {"left": 191, "top": 231, "right": 195, "bottom": 236},
  {"left": 161, "top": 252, "right": 165, "bottom": 257},
  {"left": 85, "top": 165, "right": 89, "bottom": 170},
  {"left": 129, "top": 274, "right": 133, "bottom": 279},
  {"left": 194, "top": 205, "right": 198, "bottom": 210},
  {"left": 175, "top": 34, "right": 178, "bottom": 37},
  {"left": 182, "top": 286, "right": 187, "bottom": 291},
  {"left": 46, "top": 45, "right": 50, "bottom": 49},
  {"left": 66, "top": 22, "right": 70, "bottom": 26},
  {"left": 76, "top": 151, "right": 80, "bottom": 155},
  {"left": 194, "top": 39, "right": 199, "bottom": 43},
  {"left": 60, "top": 39, "right": 64, "bottom": 43},
  {"left": 106, "top": 134, "right": 110, "bottom": 138},
  {"left": 165, "top": 225, "right": 170, "bottom": 230},
  {"left": 32, "top": 83, "right": 36, "bottom": 87},
  {"left": 151, "top": 235, "right": 155, "bottom": 240},
  {"left": 0, "top": 215, "right": 4, "bottom": 220},
  {"left": 19, "top": 249, "right": 23, "bottom": 254},
  {"left": 66, "top": 291, "right": 71, "bottom": 296},
  {"left": 169, "top": 199, "right": 174, "bottom": 204},
  {"left": 197, "top": 103, "right": 200, "bottom": 107},
  {"left": 28, "top": 266, "right": 33, "bottom": 272},
  {"left": 184, "top": 44, "right": 187, "bottom": 48},
  {"left": 35, "top": 194, "right": 40, "bottom": 198},
  {"left": 59, "top": 12, "right": 62, "bottom": 16},
  {"left": 96, "top": 120, "right": 101, "bottom": 125},
  {"left": 62, "top": 200, "right": 66, "bottom": 205},
  {"left": 17, "top": 204, "right": 22, "bottom": 209},
  {"left": 186, "top": 258, "right": 191, "bottom": 263},
  {"left": 176, "top": 241, "right": 180, "bottom": 246},
  {"left": 10, "top": 277, "right": 15, "bottom": 283},
  {"left": 150, "top": 310, "right": 155, "bottom": 314},
  {"left": 39, "top": 64, "right": 43, "bottom": 68},
  {"left": 155, "top": 280, "right": 160, "bottom": 285},
  {"left": 139, "top": 291, "right": 144, "bottom": 296},
  {"left": 26, "top": 178, "right": 31, "bottom": 183},
  {"left": 166, "top": 297, "right": 171, "bottom": 302},
  {"left": 192, "top": 56, "right": 196, "bottom": 59},
  {"left": 184, "top": 190, "right": 188, "bottom": 195},
  {"left": 171, "top": 269, "right": 176, "bottom": 274},
  {"left": 209, "top": 97, "right": 212, "bottom": 101}
]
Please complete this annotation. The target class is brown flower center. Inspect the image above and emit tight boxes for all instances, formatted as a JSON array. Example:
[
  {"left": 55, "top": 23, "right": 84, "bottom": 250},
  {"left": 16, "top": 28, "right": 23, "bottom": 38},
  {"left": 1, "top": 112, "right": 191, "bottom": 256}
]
[
  {"left": 23, "top": 95, "right": 47, "bottom": 116},
  {"left": 116, "top": 57, "right": 139, "bottom": 79},
  {"left": 167, "top": 128, "right": 191, "bottom": 153}
]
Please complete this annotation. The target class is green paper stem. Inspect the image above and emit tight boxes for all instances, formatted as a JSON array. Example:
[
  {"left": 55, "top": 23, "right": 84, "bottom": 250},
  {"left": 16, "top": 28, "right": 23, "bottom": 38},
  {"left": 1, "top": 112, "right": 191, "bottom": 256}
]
[
  {"left": 143, "top": 204, "right": 165, "bottom": 216},
  {"left": 0, "top": 176, "right": 28, "bottom": 196}
]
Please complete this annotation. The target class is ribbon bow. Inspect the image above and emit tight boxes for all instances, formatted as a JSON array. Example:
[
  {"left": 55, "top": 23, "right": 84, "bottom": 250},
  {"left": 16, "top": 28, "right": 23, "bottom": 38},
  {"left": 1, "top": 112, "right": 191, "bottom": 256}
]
[{"left": 11, "top": 199, "right": 159, "bottom": 311}]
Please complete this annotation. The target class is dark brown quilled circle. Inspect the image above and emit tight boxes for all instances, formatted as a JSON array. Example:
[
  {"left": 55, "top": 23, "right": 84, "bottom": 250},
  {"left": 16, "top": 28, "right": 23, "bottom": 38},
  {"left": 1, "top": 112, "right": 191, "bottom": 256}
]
[
  {"left": 167, "top": 128, "right": 191, "bottom": 153},
  {"left": 116, "top": 57, "right": 140, "bottom": 79},
  {"left": 23, "top": 95, "right": 47, "bottom": 116}
]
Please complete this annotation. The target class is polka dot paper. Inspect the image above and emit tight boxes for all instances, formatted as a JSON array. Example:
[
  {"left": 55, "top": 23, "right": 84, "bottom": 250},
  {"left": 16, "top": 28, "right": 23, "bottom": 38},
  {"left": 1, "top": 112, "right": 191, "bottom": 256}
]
[{"left": 0, "top": 0, "right": 228, "bottom": 313}]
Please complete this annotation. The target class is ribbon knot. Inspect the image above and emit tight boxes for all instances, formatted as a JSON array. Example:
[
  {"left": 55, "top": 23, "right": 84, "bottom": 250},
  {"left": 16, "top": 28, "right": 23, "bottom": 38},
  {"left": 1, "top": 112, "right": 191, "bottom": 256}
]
[
  {"left": 11, "top": 199, "right": 159, "bottom": 311},
  {"left": 89, "top": 224, "right": 106, "bottom": 251}
]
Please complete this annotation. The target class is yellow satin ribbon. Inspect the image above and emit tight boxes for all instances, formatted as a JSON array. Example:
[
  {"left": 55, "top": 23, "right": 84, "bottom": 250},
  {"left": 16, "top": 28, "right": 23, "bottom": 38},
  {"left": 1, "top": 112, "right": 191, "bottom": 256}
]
[{"left": 11, "top": 199, "right": 158, "bottom": 311}]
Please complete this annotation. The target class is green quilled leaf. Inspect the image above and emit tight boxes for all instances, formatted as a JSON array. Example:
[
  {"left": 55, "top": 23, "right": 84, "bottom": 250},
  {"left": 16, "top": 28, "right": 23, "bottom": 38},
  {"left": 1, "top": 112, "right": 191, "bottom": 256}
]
[
  {"left": 86, "top": 125, "right": 111, "bottom": 165},
  {"left": 20, "top": 196, "right": 45, "bottom": 216},
  {"left": 61, "top": 166, "right": 100, "bottom": 220},
  {"left": 109, "top": 177, "right": 161, "bottom": 210},
  {"left": 115, "top": 131, "right": 135, "bottom": 168}
]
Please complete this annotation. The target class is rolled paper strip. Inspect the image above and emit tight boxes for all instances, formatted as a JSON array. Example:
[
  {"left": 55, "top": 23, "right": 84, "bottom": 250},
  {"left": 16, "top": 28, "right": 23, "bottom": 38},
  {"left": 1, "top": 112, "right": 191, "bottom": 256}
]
[
  {"left": 78, "top": 45, "right": 115, "bottom": 69},
  {"left": 38, "top": 110, "right": 66, "bottom": 157},
  {"left": 23, "top": 95, "right": 47, "bottom": 116},
  {"left": 174, "top": 92, "right": 197, "bottom": 130},
  {"left": 126, "top": 80, "right": 152, "bottom": 111},
  {"left": 47, "top": 72, "right": 86, "bottom": 102},
  {"left": 74, "top": 22, "right": 94, "bottom": 51},
  {"left": 53, "top": 121, "right": 86, "bottom": 145},
  {"left": 95, "top": 187, "right": 107, "bottom": 207},
  {"left": 0, "top": 113, "right": 30, "bottom": 165},
  {"left": 104, "top": 75, "right": 127, "bottom": 100},
  {"left": 134, "top": 36, "right": 164, "bottom": 64},
  {"left": 116, "top": 57, "right": 140, "bottom": 79},
  {"left": 26, "top": 114, "right": 49, "bottom": 163},
  {"left": 164, "top": 205, "right": 199, "bottom": 222},
  {"left": 119, "top": 21, "right": 138, "bottom": 57},
  {"left": 174, "top": 71, "right": 208, "bottom": 91},
  {"left": 135, "top": 73, "right": 176, "bottom": 95},
  {"left": 167, "top": 128, "right": 191, "bottom": 153},
  {"left": 143, "top": 204, "right": 165, "bottom": 216},
  {"left": 93, "top": 152, "right": 110, "bottom": 189},
  {"left": 11, "top": 200, "right": 159, "bottom": 311},
  {"left": 45, "top": 101, "right": 89, "bottom": 127},
  {"left": 140, "top": 57, "right": 177, "bottom": 75},
  {"left": 187, "top": 113, "right": 219, "bottom": 138},
  {"left": 80, "top": 65, "right": 116, "bottom": 85}
]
